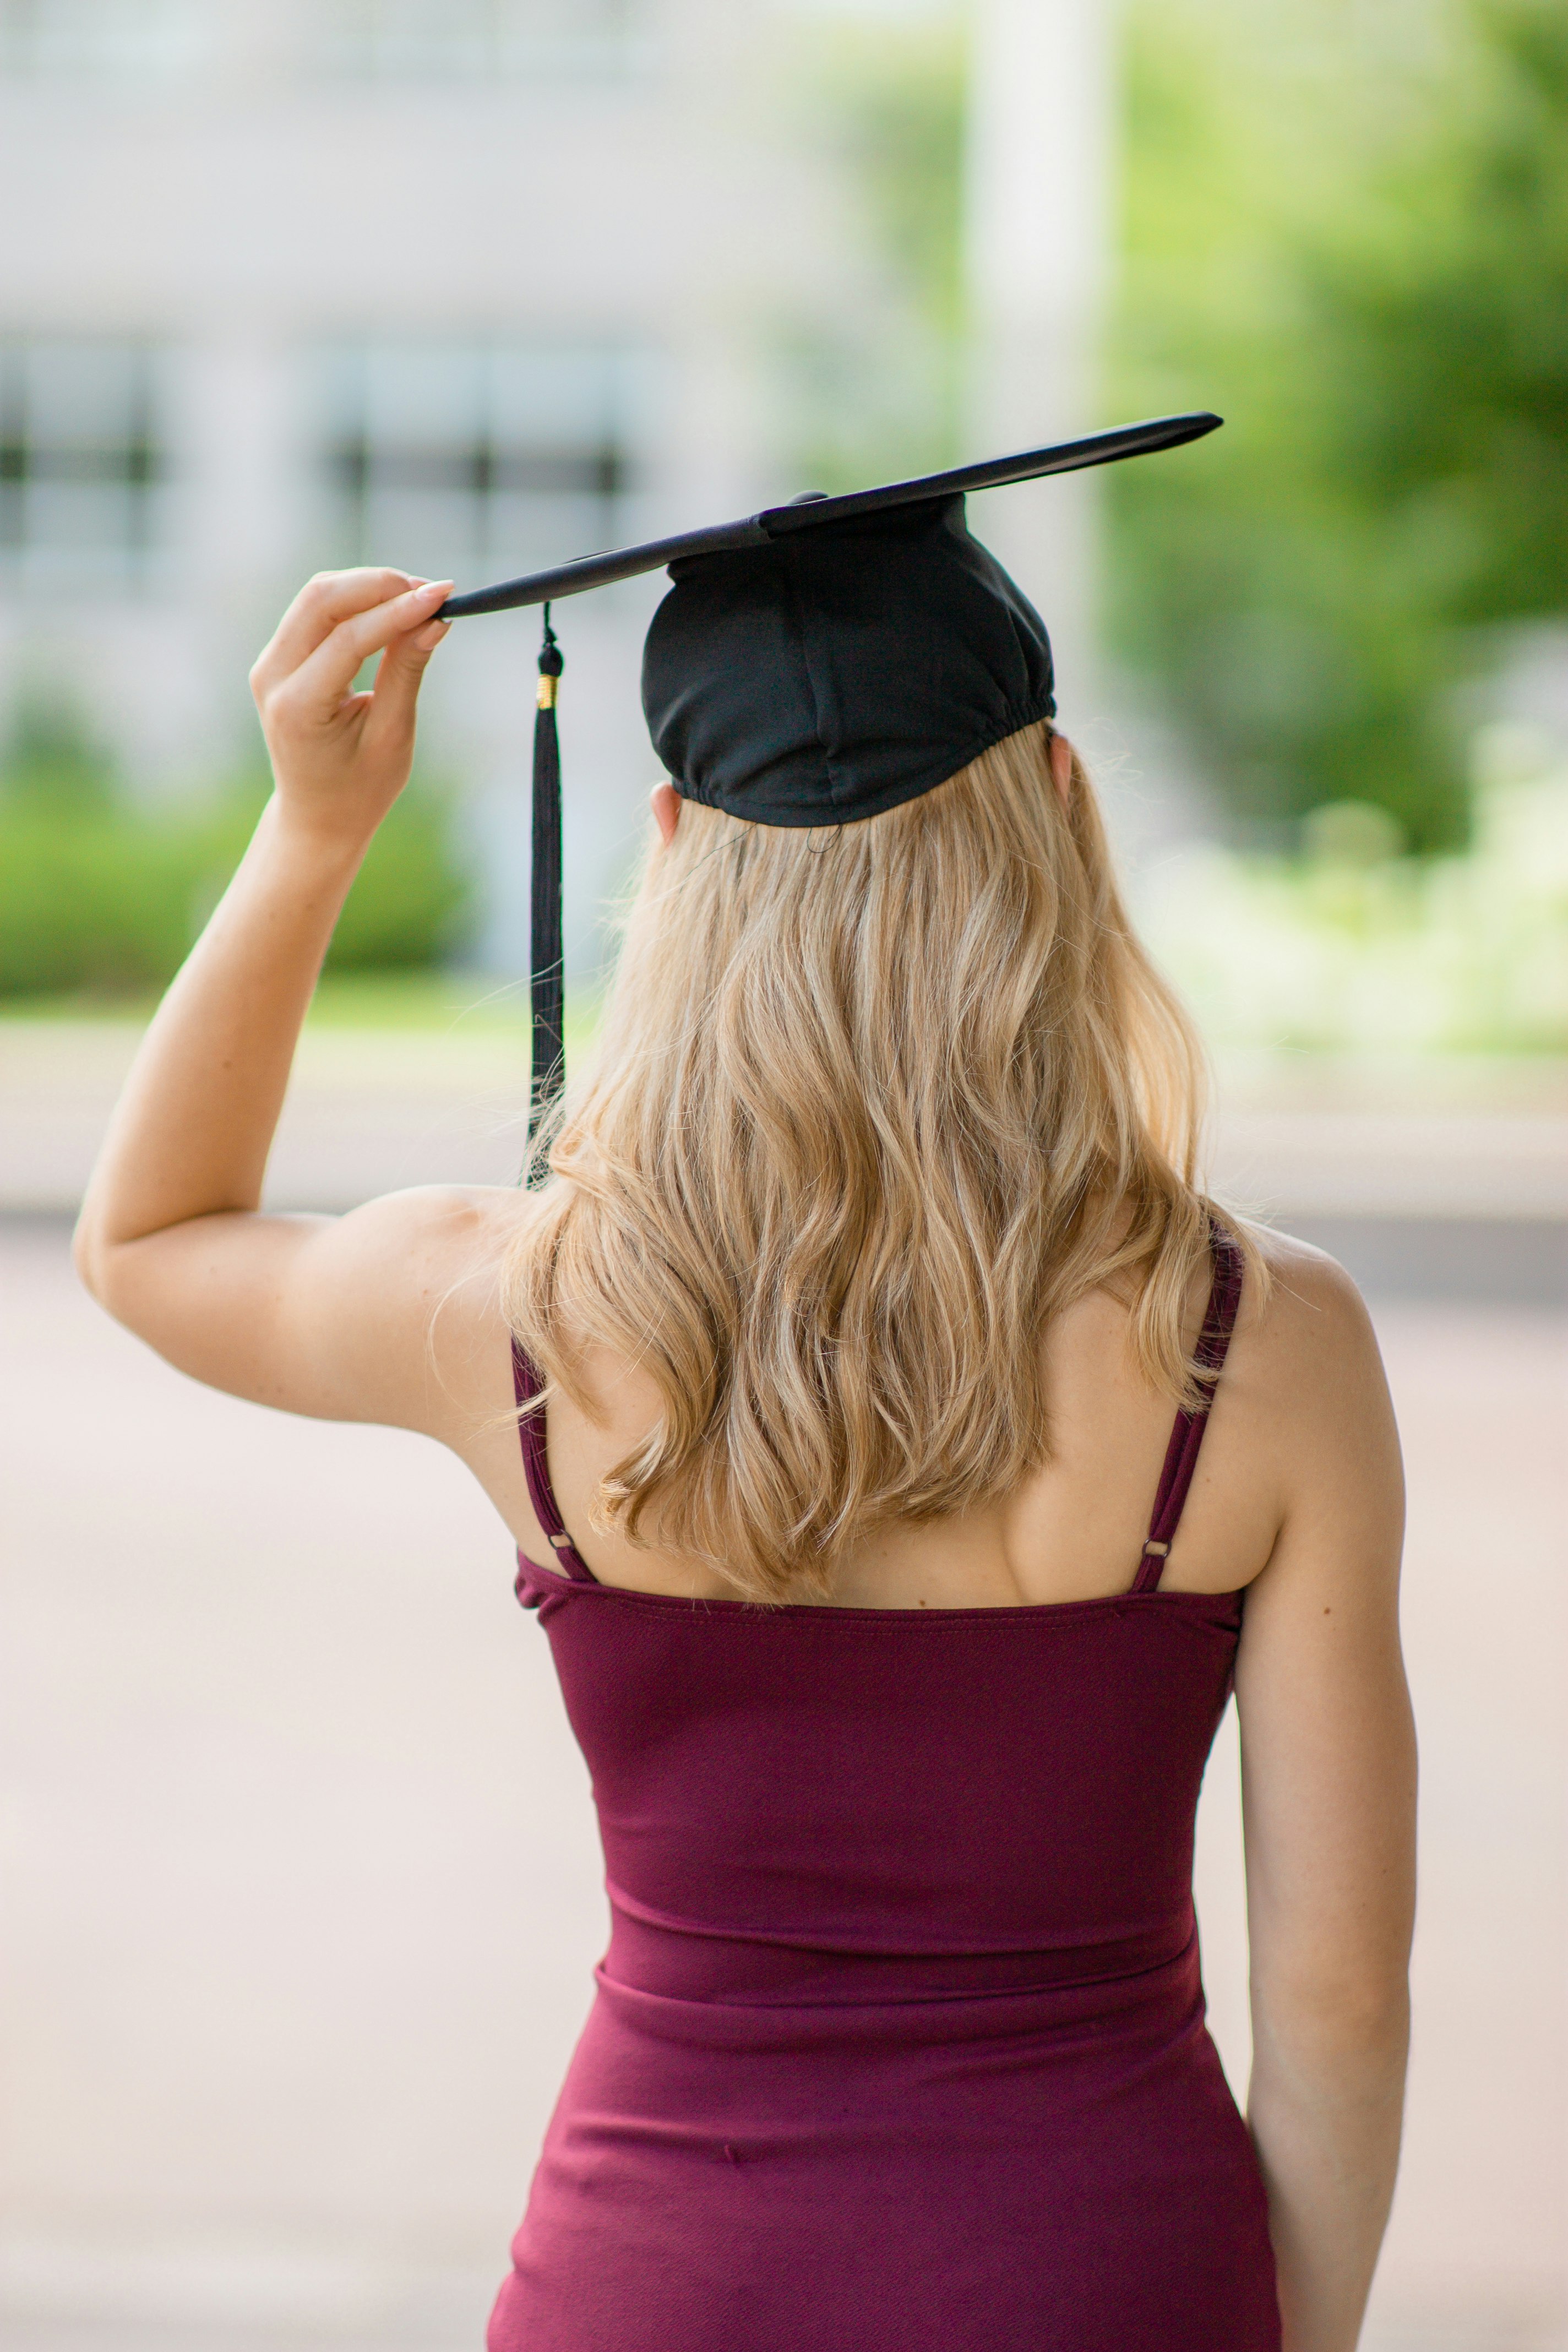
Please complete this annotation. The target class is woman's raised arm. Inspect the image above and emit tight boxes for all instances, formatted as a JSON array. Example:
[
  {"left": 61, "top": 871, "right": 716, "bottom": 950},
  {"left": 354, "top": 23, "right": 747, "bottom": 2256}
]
[{"left": 70, "top": 569, "right": 504, "bottom": 1438}]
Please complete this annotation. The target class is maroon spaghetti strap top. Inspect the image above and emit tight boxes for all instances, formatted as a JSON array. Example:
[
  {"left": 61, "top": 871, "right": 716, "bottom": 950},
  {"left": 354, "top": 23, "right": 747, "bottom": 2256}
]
[{"left": 491, "top": 1219, "right": 1278, "bottom": 2352}]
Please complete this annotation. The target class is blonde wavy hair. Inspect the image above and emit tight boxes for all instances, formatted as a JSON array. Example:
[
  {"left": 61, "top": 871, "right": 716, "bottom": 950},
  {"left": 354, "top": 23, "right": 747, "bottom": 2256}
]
[{"left": 500, "top": 717, "right": 1256, "bottom": 1604}]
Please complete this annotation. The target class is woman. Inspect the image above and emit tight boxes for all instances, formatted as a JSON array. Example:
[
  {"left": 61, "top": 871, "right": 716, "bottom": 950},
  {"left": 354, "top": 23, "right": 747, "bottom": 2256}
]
[{"left": 75, "top": 556, "right": 1415, "bottom": 2352}]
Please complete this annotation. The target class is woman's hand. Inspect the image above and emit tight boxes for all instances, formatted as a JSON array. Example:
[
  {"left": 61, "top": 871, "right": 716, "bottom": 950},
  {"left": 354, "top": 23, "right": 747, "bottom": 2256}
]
[{"left": 249, "top": 567, "right": 453, "bottom": 853}]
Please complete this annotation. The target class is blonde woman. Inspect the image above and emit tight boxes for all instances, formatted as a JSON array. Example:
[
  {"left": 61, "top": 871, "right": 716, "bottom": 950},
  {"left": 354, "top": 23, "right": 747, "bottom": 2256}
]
[{"left": 76, "top": 527, "right": 1414, "bottom": 2352}]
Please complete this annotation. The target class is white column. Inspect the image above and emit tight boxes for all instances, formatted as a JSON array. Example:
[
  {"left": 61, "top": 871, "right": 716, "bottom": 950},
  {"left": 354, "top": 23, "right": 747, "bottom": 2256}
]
[{"left": 962, "top": 0, "right": 1114, "bottom": 722}]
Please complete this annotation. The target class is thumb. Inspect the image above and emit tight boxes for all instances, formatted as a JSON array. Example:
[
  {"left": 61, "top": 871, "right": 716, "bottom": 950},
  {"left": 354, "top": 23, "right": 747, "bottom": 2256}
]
[{"left": 367, "top": 614, "right": 449, "bottom": 739}]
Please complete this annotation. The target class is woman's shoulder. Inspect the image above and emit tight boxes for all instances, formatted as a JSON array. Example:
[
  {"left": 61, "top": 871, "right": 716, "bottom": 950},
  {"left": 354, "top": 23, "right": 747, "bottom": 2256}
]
[
  {"left": 1220, "top": 1219, "right": 1400, "bottom": 1523},
  {"left": 332, "top": 1179, "right": 542, "bottom": 1397},
  {"left": 1066, "top": 1212, "right": 1376, "bottom": 1414},
  {"left": 1233, "top": 1221, "right": 1381, "bottom": 1382},
  {"left": 329, "top": 1178, "right": 540, "bottom": 1257}
]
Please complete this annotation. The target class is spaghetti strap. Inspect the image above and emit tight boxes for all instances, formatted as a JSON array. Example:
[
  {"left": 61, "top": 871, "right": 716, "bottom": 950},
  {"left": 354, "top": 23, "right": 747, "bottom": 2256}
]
[
  {"left": 511, "top": 1339, "right": 598, "bottom": 1582},
  {"left": 1130, "top": 1219, "right": 1245, "bottom": 1596}
]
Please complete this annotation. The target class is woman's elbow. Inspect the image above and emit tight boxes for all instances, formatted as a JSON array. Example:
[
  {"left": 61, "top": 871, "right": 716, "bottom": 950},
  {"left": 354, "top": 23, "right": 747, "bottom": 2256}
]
[
  {"left": 1251, "top": 1957, "right": 1411, "bottom": 2083},
  {"left": 72, "top": 1209, "right": 109, "bottom": 1302},
  {"left": 72, "top": 1207, "right": 136, "bottom": 1316}
]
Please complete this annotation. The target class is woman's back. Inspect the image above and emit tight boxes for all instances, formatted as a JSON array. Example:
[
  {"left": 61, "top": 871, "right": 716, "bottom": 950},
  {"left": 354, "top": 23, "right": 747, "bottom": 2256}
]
[{"left": 480, "top": 1217, "right": 1306, "bottom": 1616}]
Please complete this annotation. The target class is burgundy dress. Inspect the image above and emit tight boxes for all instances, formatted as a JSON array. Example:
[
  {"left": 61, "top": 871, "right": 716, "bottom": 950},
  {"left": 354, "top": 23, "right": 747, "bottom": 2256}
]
[{"left": 488, "top": 1231, "right": 1280, "bottom": 2350}]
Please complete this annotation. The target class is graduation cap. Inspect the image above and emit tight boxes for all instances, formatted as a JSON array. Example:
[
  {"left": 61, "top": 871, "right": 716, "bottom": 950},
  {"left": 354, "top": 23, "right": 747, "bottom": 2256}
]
[{"left": 433, "top": 410, "right": 1221, "bottom": 1156}]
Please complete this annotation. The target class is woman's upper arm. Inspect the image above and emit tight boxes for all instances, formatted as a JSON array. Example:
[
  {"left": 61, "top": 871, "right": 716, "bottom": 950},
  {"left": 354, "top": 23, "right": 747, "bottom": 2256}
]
[
  {"left": 78, "top": 1185, "right": 522, "bottom": 1440},
  {"left": 1233, "top": 1245, "right": 1417, "bottom": 2019}
]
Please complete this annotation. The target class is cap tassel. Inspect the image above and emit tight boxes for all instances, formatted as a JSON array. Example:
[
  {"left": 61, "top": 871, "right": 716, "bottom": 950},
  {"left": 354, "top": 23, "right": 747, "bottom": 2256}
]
[{"left": 527, "top": 605, "right": 565, "bottom": 1172}]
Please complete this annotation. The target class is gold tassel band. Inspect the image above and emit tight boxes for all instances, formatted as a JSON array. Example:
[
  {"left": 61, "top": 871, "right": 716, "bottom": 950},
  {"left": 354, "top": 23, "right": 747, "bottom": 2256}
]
[{"left": 537, "top": 673, "right": 559, "bottom": 710}]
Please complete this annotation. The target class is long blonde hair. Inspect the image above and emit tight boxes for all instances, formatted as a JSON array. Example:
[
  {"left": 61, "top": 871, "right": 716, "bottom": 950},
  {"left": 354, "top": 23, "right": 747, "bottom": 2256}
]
[{"left": 501, "top": 718, "right": 1254, "bottom": 1603}]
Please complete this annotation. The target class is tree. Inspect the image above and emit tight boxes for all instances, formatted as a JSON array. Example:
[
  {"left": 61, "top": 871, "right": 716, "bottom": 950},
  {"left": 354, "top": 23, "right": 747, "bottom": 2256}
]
[{"left": 1109, "top": 0, "right": 1568, "bottom": 851}]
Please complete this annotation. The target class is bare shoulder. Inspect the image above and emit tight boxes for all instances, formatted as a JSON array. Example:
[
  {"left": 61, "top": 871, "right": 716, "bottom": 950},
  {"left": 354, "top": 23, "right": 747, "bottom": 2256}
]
[
  {"left": 303, "top": 1180, "right": 536, "bottom": 1342},
  {"left": 1224, "top": 1221, "right": 1404, "bottom": 1591},
  {"left": 1243, "top": 1219, "right": 1373, "bottom": 1331},
  {"left": 358, "top": 1179, "right": 537, "bottom": 1347},
  {"left": 336, "top": 1178, "right": 533, "bottom": 1263},
  {"left": 277, "top": 1181, "right": 541, "bottom": 1438},
  {"left": 1231, "top": 1223, "right": 1387, "bottom": 1420}
]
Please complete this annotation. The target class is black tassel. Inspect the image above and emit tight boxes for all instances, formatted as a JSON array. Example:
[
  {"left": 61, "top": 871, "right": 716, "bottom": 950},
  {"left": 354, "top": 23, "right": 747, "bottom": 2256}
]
[{"left": 528, "top": 605, "right": 565, "bottom": 1166}]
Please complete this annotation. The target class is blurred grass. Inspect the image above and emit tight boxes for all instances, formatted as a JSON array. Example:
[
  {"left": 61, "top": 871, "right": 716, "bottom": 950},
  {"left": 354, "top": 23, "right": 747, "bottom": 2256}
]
[
  {"left": 302, "top": 977, "right": 603, "bottom": 1062},
  {"left": 0, "top": 970, "right": 605, "bottom": 1067},
  {"left": 303, "top": 973, "right": 531, "bottom": 1028}
]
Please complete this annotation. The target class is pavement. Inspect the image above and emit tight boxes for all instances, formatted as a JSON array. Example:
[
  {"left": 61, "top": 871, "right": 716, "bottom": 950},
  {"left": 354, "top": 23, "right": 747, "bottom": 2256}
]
[
  {"left": 4, "top": 1015, "right": 1567, "bottom": 1301},
  {"left": 2, "top": 1021, "right": 1566, "bottom": 2350}
]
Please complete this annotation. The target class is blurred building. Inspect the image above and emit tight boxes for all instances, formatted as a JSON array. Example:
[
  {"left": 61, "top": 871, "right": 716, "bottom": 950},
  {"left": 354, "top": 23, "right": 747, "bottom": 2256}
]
[
  {"left": 0, "top": 0, "right": 1121, "bottom": 975},
  {"left": 0, "top": 0, "right": 882, "bottom": 968},
  {"left": 964, "top": 0, "right": 1110, "bottom": 711}
]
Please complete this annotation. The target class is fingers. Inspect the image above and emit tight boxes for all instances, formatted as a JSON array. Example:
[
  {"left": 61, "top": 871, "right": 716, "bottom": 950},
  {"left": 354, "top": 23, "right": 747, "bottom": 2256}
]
[
  {"left": 262, "top": 580, "right": 453, "bottom": 727},
  {"left": 251, "top": 568, "right": 422, "bottom": 701},
  {"left": 363, "top": 613, "right": 451, "bottom": 742}
]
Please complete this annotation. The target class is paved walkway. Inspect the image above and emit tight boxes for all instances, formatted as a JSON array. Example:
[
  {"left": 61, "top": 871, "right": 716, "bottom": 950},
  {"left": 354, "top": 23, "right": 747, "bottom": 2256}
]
[
  {"left": 3, "top": 1227, "right": 1564, "bottom": 2352},
  {"left": 6, "top": 1017, "right": 1568, "bottom": 1224}
]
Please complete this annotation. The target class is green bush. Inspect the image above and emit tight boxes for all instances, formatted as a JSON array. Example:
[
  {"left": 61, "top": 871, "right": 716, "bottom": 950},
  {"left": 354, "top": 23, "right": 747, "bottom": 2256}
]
[
  {"left": 324, "top": 789, "right": 473, "bottom": 972},
  {"left": 0, "top": 781, "right": 473, "bottom": 999}
]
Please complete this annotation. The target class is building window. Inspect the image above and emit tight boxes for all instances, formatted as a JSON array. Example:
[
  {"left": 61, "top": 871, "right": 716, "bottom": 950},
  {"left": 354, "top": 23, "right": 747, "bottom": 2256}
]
[
  {"left": 0, "top": 0, "right": 203, "bottom": 78},
  {"left": 0, "top": 341, "right": 166, "bottom": 583},
  {"left": 318, "top": 343, "right": 639, "bottom": 584},
  {"left": 318, "top": 0, "right": 646, "bottom": 80}
]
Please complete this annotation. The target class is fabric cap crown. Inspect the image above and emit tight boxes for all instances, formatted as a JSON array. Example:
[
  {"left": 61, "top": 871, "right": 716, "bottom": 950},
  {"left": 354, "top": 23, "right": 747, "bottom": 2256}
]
[{"left": 641, "top": 496, "right": 1055, "bottom": 828}]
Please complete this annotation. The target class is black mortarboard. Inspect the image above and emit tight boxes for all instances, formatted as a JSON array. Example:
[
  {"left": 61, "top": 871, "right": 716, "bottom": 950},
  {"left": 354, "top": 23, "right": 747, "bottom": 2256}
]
[{"left": 434, "top": 411, "right": 1221, "bottom": 1153}]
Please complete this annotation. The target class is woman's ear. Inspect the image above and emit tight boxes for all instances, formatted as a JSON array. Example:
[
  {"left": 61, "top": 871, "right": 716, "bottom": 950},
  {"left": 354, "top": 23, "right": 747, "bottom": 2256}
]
[
  {"left": 650, "top": 780, "right": 682, "bottom": 846},
  {"left": 1048, "top": 731, "right": 1073, "bottom": 811}
]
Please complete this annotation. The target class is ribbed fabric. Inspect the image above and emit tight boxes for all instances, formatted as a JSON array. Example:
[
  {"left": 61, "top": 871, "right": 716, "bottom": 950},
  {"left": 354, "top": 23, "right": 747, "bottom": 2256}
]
[{"left": 489, "top": 1226, "right": 1278, "bottom": 2350}]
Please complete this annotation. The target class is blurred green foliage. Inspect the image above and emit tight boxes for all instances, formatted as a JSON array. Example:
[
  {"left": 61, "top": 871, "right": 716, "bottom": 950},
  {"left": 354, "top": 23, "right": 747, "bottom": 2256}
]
[
  {"left": 830, "top": 19, "right": 967, "bottom": 349},
  {"left": 3, "top": 693, "right": 118, "bottom": 812},
  {"left": 776, "top": 15, "right": 967, "bottom": 491},
  {"left": 1134, "top": 726, "right": 1568, "bottom": 1052},
  {"left": 0, "top": 690, "right": 473, "bottom": 998},
  {"left": 1109, "top": 0, "right": 1568, "bottom": 851}
]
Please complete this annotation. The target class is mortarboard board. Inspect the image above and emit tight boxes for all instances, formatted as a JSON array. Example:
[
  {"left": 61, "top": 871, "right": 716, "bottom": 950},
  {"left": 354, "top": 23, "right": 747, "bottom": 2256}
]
[{"left": 433, "top": 411, "right": 1222, "bottom": 1157}]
